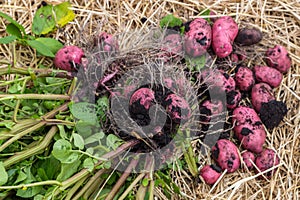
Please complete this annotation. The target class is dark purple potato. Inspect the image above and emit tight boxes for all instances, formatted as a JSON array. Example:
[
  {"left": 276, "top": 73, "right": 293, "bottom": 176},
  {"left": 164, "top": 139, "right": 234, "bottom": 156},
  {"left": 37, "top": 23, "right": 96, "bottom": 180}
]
[
  {"left": 255, "top": 148, "right": 280, "bottom": 178},
  {"left": 184, "top": 18, "right": 212, "bottom": 57},
  {"left": 200, "top": 164, "right": 222, "bottom": 185},
  {"left": 235, "top": 28, "right": 263, "bottom": 46},
  {"left": 211, "top": 139, "right": 240, "bottom": 173}
]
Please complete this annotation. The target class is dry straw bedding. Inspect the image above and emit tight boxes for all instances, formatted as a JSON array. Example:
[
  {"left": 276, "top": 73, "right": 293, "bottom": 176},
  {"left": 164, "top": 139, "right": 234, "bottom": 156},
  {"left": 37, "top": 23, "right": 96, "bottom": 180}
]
[{"left": 0, "top": 0, "right": 299, "bottom": 199}]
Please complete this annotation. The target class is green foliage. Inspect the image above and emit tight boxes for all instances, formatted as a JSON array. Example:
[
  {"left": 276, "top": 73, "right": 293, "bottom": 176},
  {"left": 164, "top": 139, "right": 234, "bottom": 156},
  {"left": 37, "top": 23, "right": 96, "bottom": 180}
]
[
  {"left": 0, "top": 162, "right": 8, "bottom": 185},
  {"left": 160, "top": 14, "right": 183, "bottom": 29},
  {"left": 185, "top": 54, "right": 207, "bottom": 71}
]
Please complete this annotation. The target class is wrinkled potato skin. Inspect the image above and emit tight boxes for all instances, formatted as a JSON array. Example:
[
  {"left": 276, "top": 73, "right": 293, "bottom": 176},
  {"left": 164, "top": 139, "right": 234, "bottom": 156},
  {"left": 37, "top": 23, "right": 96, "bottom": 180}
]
[
  {"left": 266, "top": 45, "right": 291, "bottom": 73},
  {"left": 251, "top": 83, "right": 275, "bottom": 112},
  {"left": 254, "top": 66, "right": 283, "bottom": 88}
]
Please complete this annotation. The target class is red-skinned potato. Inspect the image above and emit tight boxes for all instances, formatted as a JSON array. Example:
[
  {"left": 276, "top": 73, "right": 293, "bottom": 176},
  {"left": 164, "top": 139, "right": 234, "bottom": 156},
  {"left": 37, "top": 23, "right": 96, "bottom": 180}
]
[
  {"left": 211, "top": 139, "right": 240, "bottom": 173},
  {"left": 254, "top": 65, "right": 283, "bottom": 88},
  {"left": 184, "top": 18, "right": 212, "bottom": 57},
  {"left": 241, "top": 151, "right": 255, "bottom": 170},
  {"left": 233, "top": 106, "right": 266, "bottom": 153},
  {"left": 200, "top": 99, "right": 224, "bottom": 122},
  {"left": 54, "top": 46, "right": 84, "bottom": 72},
  {"left": 234, "top": 66, "right": 255, "bottom": 92},
  {"left": 251, "top": 83, "right": 275, "bottom": 112},
  {"left": 255, "top": 148, "right": 280, "bottom": 178},
  {"left": 200, "top": 164, "right": 222, "bottom": 185},
  {"left": 226, "top": 90, "right": 241, "bottom": 109},
  {"left": 212, "top": 16, "right": 238, "bottom": 58},
  {"left": 266, "top": 45, "right": 291, "bottom": 73}
]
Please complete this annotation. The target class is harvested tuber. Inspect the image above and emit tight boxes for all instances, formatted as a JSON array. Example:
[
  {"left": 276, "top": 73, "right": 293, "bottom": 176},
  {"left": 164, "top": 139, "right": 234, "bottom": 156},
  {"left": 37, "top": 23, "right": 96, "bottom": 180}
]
[
  {"left": 266, "top": 45, "right": 291, "bottom": 73},
  {"left": 235, "top": 28, "right": 262, "bottom": 46},
  {"left": 54, "top": 46, "right": 85, "bottom": 72},
  {"left": 234, "top": 66, "right": 255, "bottom": 92},
  {"left": 254, "top": 65, "right": 283, "bottom": 88},
  {"left": 226, "top": 89, "right": 241, "bottom": 109},
  {"left": 255, "top": 148, "right": 280, "bottom": 178},
  {"left": 200, "top": 164, "right": 222, "bottom": 185},
  {"left": 211, "top": 16, "right": 238, "bottom": 58},
  {"left": 251, "top": 83, "right": 275, "bottom": 112},
  {"left": 241, "top": 151, "right": 255, "bottom": 170}
]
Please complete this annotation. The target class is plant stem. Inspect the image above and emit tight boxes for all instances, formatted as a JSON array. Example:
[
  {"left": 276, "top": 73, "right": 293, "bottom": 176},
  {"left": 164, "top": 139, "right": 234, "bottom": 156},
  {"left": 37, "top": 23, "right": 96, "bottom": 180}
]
[
  {"left": 64, "top": 174, "right": 89, "bottom": 200},
  {"left": 105, "top": 157, "right": 140, "bottom": 200},
  {"left": 3, "top": 126, "right": 58, "bottom": 168},
  {"left": 13, "top": 77, "right": 29, "bottom": 122},
  {"left": 118, "top": 173, "right": 146, "bottom": 200},
  {"left": 0, "top": 180, "right": 62, "bottom": 189},
  {"left": 183, "top": 143, "right": 198, "bottom": 177},
  {"left": 0, "top": 94, "right": 70, "bottom": 101},
  {"left": 72, "top": 169, "right": 107, "bottom": 200}
]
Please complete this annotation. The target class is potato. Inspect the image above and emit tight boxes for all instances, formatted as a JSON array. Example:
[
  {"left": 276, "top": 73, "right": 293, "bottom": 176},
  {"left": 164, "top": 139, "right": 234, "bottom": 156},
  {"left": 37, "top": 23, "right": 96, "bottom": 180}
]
[
  {"left": 251, "top": 83, "right": 275, "bottom": 112},
  {"left": 241, "top": 151, "right": 255, "bottom": 170},
  {"left": 233, "top": 106, "right": 266, "bottom": 153},
  {"left": 165, "top": 94, "right": 191, "bottom": 122},
  {"left": 255, "top": 148, "right": 280, "bottom": 178},
  {"left": 226, "top": 89, "right": 241, "bottom": 109},
  {"left": 184, "top": 18, "right": 212, "bottom": 57},
  {"left": 211, "top": 139, "right": 240, "bottom": 173},
  {"left": 266, "top": 45, "right": 291, "bottom": 73},
  {"left": 161, "top": 33, "right": 183, "bottom": 60},
  {"left": 235, "top": 28, "right": 262, "bottom": 46},
  {"left": 234, "top": 66, "right": 255, "bottom": 92},
  {"left": 254, "top": 65, "right": 283, "bottom": 88},
  {"left": 200, "top": 99, "right": 224, "bottom": 122},
  {"left": 54, "top": 46, "right": 85, "bottom": 72},
  {"left": 212, "top": 16, "right": 238, "bottom": 58},
  {"left": 200, "top": 164, "right": 222, "bottom": 185}
]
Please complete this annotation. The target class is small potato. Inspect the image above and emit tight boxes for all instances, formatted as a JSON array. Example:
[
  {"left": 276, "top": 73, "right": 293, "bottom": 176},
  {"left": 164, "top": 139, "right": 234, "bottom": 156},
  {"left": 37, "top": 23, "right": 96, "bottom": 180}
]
[
  {"left": 200, "top": 99, "right": 224, "bottom": 122},
  {"left": 200, "top": 164, "right": 222, "bottom": 185},
  {"left": 234, "top": 66, "right": 255, "bottom": 92},
  {"left": 241, "top": 151, "right": 255, "bottom": 170},
  {"left": 254, "top": 65, "right": 283, "bottom": 88},
  {"left": 226, "top": 90, "right": 241, "bottom": 109},
  {"left": 211, "top": 139, "right": 240, "bottom": 173},
  {"left": 235, "top": 28, "right": 263, "bottom": 46},
  {"left": 233, "top": 106, "right": 261, "bottom": 125},
  {"left": 54, "top": 46, "right": 85, "bottom": 72},
  {"left": 251, "top": 83, "right": 275, "bottom": 112},
  {"left": 266, "top": 45, "right": 291, "bottom": 73},
  {"left": 184, "top": 18, "right": 212, "bottom": 57},
  {"left": 255, "top": 148, "right": 280, "bottom": 178},
  {"left": 212, "top": 16, "right": 238, "bottom": 58}
]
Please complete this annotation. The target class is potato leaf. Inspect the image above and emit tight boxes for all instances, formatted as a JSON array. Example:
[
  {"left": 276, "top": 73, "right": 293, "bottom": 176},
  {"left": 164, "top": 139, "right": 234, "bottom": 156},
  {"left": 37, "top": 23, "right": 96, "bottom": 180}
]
[
  {"left": 6, "top": 23, "right": 22, "bottom": 38},
  {"left": 35, "top": 37, "right": 63, "bottom": 54},
  {"left": 69, "top": 102, "right": 98, "bottom": 124},
  {"left": 32, "top": 5, "right": 55, "bottom": 35},
  {"left": 73, "top": 133, "right": 85, "bottom": 150},
  {"left": 53, "top": 2, "right": 75, "bottom": 27},
  {"left": 0, "top": 162, "right": 8, "bottom": 186},
  {"left": 26, "top": 40, "right": 55, "bottom": 57},
  {"left": 56, "top": 160, "right": 81, "bottom": 182},
  {"left": 0, "top": 35, "right": 17, "bottom": 44},
  {"left": 160, "top": 14, "right": 183, "bottom": 28},
  {"left": 52, "top": 139, "right": 79, "bottom": 163},
  {"left": 0, "top": 11, "right": 26, "bottom": 36}
]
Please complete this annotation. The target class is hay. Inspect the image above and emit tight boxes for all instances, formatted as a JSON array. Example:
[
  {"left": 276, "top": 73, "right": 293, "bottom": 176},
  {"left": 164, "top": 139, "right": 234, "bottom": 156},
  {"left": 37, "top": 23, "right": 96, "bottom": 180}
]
[{"left": 0, "top": 0, "right": 299, "bottom": 199}]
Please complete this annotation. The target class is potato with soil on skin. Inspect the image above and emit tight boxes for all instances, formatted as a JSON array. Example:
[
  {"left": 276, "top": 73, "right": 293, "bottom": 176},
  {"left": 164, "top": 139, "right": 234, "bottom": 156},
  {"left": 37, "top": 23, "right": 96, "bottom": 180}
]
[
  {"left": 184, "top": 18, "right": 212, "bottom": 57},
  {"left": 211, "top": 16, "right": 238, "bottom": 58},
  {"left": 254, "top": 65, "right": 283, "bottom": 88},
  {"left": 266, "top": 45, "right": 291, "bottom": 73},
  {"left": 233, "top": 106, "right": 266, "bottom": 153},
  {"left": 235, "top": 28, "right": 263, "bottom": 46},
  {"left": 211, "top": 139, "right": 240, "bottom": 173},
  {"left": 251, "top": 83, "right": 275, "bottom": 112},
  {"left": 200, "top": 99, "right": 224, "bottom": 122},
  {"left": 200, "top": 164, "right": 222, "bottom": 185},
  {"left": 255, "top": 148, "right": 280, "bottom": 178},
  {"left": 241, "top": 151, "right": 255, "bottom": 170},
  {"left": 54, "top": 46, "right": 85, "bottom": 72},
  {"left": 234, "top": 66, "right": 255, "bottom": 92},
  {"left": 164, "top": 94, "right": 191, "bottom": 123},
  {"left": 226, "top": 89, "right": 241, "bottom": 109}
]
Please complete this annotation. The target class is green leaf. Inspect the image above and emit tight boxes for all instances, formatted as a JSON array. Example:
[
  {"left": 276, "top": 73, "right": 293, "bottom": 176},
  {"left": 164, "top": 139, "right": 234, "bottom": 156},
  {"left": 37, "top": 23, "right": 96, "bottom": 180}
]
[
  {"left": 160, "top": 14, "right": 183, "bottom": 28},
  {"left": 73, "top": 133, "right": 84, "bottom": 150},
  {"left": 0, "top": 11, "right": 26, "bottom": 36},
  {"left": 69, "top": 102, "right": 98, "bottom": 124},
  {"left": 52, "top": 139, "right": 79, "bottom": 163},
  {"left": 6, "top": 23, "right": 22, "bottom": 38},
  {"left": 32, "top": 5, "right": 55, "bottom": 35},
  {"left": 0, "top": 35, "right": 17, "bottom": 44},
  {"left": 26, "top": 40, "right": 55, "bottom": 57},
  {"left": 0, "top": 162, "right": 8, "bottom": 186},
  {"left": 76, "top": 121, "right": 93, "bottom": 137},
  {"left": 185, "top": 54, "right": 207, "bottom": 71},
  {"left": 15, "top": 170, "right": 27, "bottom": 184},
  {"left": 106, "top": 134, "right": 124, "bottom": 150},
  {"left": 56, "top": 160, "right": 81, "bottom": 181},
  {"left": 83, "top": 158, "right": 94, "bottom": 172},
  {"left": 16, "top": 186, "right": 42, "bottom": 198},
  {"left": 97, "top": 96, "right": 109, "bottom": 123},
  {"left": 35, "top": 37, "right": 63, "bottom": 54},
  {"left": 84, "top": 131, "right": 105, "bottom": 145},
  {"left": 53, "top": 2, "right": 75, "bottom": 27},
  {"left": 142, "top": 178, "right": 149, "bottom": 187},
  {"left": 199, "top": 9, "right": 211, "bottom": 22}
]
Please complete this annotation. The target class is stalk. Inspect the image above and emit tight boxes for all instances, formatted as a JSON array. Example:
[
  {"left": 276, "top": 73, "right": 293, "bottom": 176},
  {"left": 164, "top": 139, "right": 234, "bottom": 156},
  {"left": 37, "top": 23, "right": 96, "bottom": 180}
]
[
  {"left": 64, "top": 175, "right": 89, "bottom": 200},
  {"left": 0, "top": 94, "right": 70, "bottom": 101}
]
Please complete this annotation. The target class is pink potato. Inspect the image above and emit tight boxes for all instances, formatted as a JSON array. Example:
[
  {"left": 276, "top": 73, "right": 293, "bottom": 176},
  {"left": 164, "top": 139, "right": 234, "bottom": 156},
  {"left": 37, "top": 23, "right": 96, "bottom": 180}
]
[
  {"left": 251, "top": 83, "right": 275, "bottom": 112},
  {"left": 54, "top": 46, "right": 84, "bottom": 72},
  {"left": 94, "top": 32, "right": 119, "bottom": 53},
  {"left": 211, "top": 139, "right": 240, "bottom": 173},
  {"left": 200, "top": 99, "right": 224, "bottom": 122},
  {"left": 184, "top": 18, "right": 212, "bottom": 57},
  {"left": 200, "top": 164, "right": 222, "bottom": 185},
  {"left": 266, "top": 45, "right": 291, "bottom": 73},
  {"left": 129, "top": 88, "right": 155, "bottom": 110},
  {"left": 212, "top": 16, "right": 238, "bottom": 58},
  {"left": 226, "top": 90, "right": 241, "bottom": 109},
  {"left": 233, "top": 106, "right": 266, "bottom": 153},
  {"left": 234, "top": 66, "right": 255, "bottom": 92},
  {"left": 254, "top": 65, "right": 283, "bottom": 88},
  {"left": 165, "top": 94, "right": 191, "bottom": 122},
  {"left": 201, "top": 69, "right": 236, "bottom": 93},
  {"left": 241, "top": 151, "right": 255, "bottom": 169},
  {"left": 255, "top": 148, "right": 280, "bottom": 178}
]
